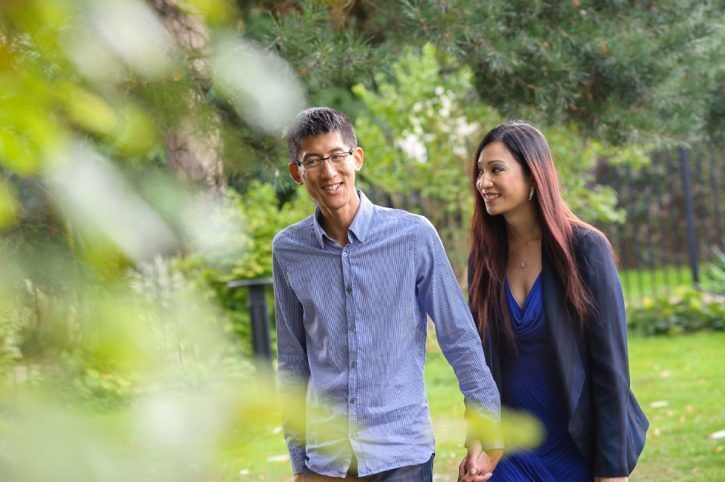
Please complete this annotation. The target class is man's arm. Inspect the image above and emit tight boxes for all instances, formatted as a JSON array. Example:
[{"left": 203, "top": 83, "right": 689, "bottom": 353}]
[
  {"left": 272, "top": 245, "right": 309, "bottom": 475},
  {"left": 413, "top": 218, "right": 501, "bottom": 445}
]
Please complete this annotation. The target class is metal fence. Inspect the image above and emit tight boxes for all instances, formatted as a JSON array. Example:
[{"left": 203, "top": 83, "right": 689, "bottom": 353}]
[{"left": 596, "top": 147, "right": 723, "bottom": 301}]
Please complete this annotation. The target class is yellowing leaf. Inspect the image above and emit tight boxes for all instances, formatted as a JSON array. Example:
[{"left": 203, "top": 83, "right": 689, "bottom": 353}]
[
  {"left": 0, "top": 129, "right": 40, "bottom": 175},
  {"left": 0, "top": 180, "right": 19, "bottom": 229},
  {"left": 113, "top": 105, "right": 159, "bottom": 155},
  {"left": 178, "top": 0, "right": 235, "bottom": 25},
  {"left": 62, "top": 86, "right": 118, "bottom": 135}
]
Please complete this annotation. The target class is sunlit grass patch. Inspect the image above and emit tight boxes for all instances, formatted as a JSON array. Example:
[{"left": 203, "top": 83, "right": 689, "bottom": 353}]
[
  {"left": 221, "top": 332, "right": 725, "bottom": 481},
  {"left": 628, "top": 332, "right": 724, "bottom": 481}
]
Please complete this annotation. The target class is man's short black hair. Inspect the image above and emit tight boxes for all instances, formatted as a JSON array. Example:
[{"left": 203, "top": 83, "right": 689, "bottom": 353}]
[{"left": 286, "top": 107, "right": 357, "bottom": 161}]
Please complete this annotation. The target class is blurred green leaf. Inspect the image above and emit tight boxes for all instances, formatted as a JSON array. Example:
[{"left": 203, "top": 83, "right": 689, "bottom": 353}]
[
  {"left": 61, "top": 84, "right": 118, "bottom": 135},
  {"left": 0, "top": 181, "right": 19, "bottom": 229}
]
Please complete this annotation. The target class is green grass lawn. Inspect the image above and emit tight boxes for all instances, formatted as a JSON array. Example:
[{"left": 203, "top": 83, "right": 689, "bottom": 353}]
[
  {"left": 627, "top": 333, "right": 724, "bottom": 481},
  {"left": 226, "top": 332, "right": 724, "bottom": 481}
]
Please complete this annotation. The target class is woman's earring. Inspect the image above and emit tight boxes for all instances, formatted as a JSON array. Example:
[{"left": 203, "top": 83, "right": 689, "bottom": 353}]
[{"left": 528, "top": 186, "right": 535, "bottom": 201}]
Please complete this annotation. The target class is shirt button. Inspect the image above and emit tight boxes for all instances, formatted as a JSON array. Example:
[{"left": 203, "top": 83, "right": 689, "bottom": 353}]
[
  {"left": 342, "top": 251, "right": 348, "bottom": 257},
  {"left": 346, "top": 286, "right": 352, "bottom": 294},
  {"left": 351, "top": 361, "right": 357, "bottom": 368},
  {"left": 348, "top": 323, "right": 355, "bottom": 331},
  {"left": 350, "top": 398, "right": 356, "bottom": 405}
]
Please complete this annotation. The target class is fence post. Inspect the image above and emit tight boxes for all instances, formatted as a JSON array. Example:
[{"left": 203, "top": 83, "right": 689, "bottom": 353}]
[
  {"left": 708, "top": 153, "right": 722, "bottom": 250},
  {"left": 228, "top": 278, "right": 274, "bottom": 360},
  {"left": 679, "top": 147, "right": 700, "bottom": 288}
]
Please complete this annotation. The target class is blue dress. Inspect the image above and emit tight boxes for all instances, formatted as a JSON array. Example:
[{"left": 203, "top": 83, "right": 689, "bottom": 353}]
[{"left": 491, "top": 275, "right": 593, "bottom": 481}]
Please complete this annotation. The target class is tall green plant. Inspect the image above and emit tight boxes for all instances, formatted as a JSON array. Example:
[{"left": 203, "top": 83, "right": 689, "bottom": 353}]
[
  {"left": 353, "top": 44, "right": 497, "bottom": 274},
  {"left": 173, "top": 182, "right": 313, "bottom": 354},
  {"left": 353, "top": 44, "right": 642, "bottom": 277}
]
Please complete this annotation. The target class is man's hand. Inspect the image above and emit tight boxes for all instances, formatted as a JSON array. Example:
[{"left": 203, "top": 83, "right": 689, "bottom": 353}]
[
  {"left": 293, "top": 474, "right": 303, "bottom": 481},
  {"left": 595, "top": 478, "right": 627, "bottom": 482},
  {"left": 458, "top": 441, "right": 503, "bottom": 482}
]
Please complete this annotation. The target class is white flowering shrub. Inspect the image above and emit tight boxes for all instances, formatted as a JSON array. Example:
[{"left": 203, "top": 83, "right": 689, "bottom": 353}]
[{"left": 353, "top": 44, "right": 640, "bottom": 277}]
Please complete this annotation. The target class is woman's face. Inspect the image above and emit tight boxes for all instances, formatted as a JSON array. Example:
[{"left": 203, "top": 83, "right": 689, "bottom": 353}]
[{"left": 475, "top": 141, "right": 532, "bottom": 217}]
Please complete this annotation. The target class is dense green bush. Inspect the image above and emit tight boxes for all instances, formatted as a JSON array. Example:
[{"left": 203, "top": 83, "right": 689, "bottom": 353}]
[{"left": 627, "top": 287, "right": 725, "bottom": 336}]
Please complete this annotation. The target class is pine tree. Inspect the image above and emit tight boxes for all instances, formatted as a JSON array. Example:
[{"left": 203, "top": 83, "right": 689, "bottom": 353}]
[{"left": 239, "top": 0, "right": 722, "bottom": 146}]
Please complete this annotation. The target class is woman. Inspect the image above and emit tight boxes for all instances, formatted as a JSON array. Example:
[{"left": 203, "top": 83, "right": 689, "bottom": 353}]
[{"left": 459, "top": 122, "right": 648, "bottom": 482}]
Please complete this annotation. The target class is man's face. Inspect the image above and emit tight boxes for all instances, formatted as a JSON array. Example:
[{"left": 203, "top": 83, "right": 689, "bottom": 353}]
[{"left": 289, "top": 131, "right": 363, "bottom": 219}]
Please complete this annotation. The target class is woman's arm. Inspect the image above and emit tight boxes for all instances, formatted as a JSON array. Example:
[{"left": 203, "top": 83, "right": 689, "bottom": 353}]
[{"left": 580, "top": 230, "right": 632, "bottom": 477}]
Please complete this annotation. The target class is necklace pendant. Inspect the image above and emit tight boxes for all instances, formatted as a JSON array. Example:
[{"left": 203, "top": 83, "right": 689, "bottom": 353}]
[{"left": 520, "top": 259, "right": 526, "bottom": 269}]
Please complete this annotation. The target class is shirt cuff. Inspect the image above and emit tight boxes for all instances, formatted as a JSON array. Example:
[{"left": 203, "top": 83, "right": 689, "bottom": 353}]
[{"left": 290, "top": 448, "right": 307, "bottom": 475}]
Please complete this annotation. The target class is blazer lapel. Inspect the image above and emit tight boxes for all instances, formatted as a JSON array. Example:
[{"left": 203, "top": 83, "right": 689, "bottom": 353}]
[{"left": 541, "top": 252, "right": 587, "bottom": 426}]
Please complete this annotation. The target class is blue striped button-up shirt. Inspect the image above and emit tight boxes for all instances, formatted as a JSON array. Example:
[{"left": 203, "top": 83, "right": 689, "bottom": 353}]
[{"left": 272, "top": 190, "right": 500, "bottom": 477}]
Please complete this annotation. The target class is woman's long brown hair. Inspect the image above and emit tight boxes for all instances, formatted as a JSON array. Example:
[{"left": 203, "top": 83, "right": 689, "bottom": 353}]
[{"left": 469, "top": 121, "right": 607, "bottom": 343}]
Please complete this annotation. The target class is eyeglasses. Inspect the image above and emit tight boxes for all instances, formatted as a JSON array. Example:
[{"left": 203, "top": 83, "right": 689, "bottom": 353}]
[{"left": 295, "top": 149, "right": 355, "bottom": 170}]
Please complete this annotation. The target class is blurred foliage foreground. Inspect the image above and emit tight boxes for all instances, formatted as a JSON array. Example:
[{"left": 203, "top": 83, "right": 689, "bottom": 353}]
[
  {"left": 0, "top": 0, "right": 310, "bottom": 480},
  {"left": 0, "top": 1, "right": 719, "bottom": 480}
]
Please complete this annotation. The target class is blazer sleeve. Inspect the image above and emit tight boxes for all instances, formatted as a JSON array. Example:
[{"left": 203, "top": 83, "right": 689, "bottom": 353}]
[{"left": 580, "top": 230, "right": 632, "bottom": 477}]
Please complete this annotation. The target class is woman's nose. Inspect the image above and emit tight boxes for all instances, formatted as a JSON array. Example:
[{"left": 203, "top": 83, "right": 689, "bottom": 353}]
[{"left": 478, "top": 174, "right": 492, "bottom": 189}]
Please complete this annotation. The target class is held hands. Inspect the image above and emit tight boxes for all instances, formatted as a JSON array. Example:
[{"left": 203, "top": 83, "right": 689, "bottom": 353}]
[
  {"left": 293, "top": 475, "right": 303, "bottom": 481},
  {"left": 595, "top": 478, "right": 628, "bottom": 482},
  {"left": 458, "top": 441, "right": 503, "bottom": 482}
]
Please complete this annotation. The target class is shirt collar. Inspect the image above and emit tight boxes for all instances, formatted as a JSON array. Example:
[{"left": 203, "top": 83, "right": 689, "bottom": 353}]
[{"left": 312, "top": 189, "right": 373, "bottom": 248}]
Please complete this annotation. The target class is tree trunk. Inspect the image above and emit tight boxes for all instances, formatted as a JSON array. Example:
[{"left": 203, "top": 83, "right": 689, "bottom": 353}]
[{"left": 153, "top": 0, "right": 225, "bottom": 194}]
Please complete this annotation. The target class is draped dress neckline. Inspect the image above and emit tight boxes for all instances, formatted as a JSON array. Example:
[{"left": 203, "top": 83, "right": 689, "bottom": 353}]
[{"left": 505, "top": 273, "right": 543, "bottom": 338}]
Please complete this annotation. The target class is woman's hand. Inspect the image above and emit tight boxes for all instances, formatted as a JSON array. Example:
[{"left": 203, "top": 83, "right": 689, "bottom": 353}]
[
  {"left": 595, "top": 477, "right": 627, "bottom": 482},
  {"left": 457, "top": 442, "right": 503, "bottom": 482}
]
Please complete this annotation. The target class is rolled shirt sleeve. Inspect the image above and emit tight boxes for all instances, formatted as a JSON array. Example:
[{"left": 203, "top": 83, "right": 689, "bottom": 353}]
[{"left": 413, "top": 218, "right": 502, "bottom": 448}]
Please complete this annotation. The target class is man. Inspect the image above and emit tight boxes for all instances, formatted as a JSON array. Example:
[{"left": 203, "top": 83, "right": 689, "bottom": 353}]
[{"left": 273, "top": 107, "right": 501, "bottom": 481}]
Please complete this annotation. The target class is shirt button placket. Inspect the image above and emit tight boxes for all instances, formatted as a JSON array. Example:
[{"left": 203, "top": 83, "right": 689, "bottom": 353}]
[{"left": 342, "top": 244, "right": 358, "bottom": 443}]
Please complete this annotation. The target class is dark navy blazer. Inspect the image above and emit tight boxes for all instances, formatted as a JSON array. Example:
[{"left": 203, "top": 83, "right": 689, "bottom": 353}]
[{"left": 469, "top": 227, "right": 648, "bottom": 477}]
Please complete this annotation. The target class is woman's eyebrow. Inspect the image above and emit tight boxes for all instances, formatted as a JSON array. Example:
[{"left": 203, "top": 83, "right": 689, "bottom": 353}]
[{"left": 478, "top": 159, "right": 506, "bottom": 166}]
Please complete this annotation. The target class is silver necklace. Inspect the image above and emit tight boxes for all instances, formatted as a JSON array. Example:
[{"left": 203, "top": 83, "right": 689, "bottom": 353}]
[{"left": 518, "top": 238, "right": 538, "bottom": 269}]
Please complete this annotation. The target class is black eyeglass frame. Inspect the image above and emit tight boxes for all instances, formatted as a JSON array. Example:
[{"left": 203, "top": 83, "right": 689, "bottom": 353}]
[{"left": 294, "top": 149, "right": 356, "bottom": 169}]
